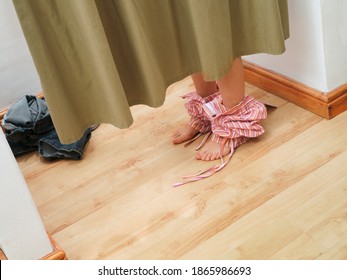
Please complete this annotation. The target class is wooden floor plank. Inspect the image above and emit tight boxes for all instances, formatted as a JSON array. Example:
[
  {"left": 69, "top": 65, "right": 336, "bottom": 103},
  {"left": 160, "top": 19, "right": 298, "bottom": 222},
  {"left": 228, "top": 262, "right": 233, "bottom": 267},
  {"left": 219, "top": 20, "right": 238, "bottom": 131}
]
[{"left": 180, "top": 149, "right": 347, "bottom": 260}]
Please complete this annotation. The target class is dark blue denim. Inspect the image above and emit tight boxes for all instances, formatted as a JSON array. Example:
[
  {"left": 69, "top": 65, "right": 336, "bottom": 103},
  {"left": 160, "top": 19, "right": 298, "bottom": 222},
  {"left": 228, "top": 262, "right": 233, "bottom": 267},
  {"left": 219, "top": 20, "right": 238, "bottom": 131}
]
[
  {"left": 2, "top": 95, "right": 91, "bottom": 160},
  {"left": 38, "top": 128, "right": 91, "bottom": 160},
  {"left": 2, "top": 95, "right": 54, "bottom": 156}
]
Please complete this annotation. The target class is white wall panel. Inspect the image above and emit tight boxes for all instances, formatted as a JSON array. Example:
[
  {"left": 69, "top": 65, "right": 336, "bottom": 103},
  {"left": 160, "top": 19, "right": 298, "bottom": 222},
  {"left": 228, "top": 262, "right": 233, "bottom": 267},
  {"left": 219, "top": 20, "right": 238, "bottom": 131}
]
[
  {"left": 0, "top": 129, "right": 52, "bottom": 259},
  {"left": 0, "top": 0, "right": 41, "bottom": 109},
  {"left": 245, "top": 0, "right": 347, "bottom": 93}
]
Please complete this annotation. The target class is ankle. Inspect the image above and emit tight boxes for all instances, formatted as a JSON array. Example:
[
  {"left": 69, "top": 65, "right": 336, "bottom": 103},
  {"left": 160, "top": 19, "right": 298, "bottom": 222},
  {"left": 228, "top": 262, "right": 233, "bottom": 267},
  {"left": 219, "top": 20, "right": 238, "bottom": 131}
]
[{"left": 221, "top": 95, "right": 245, "bottom": 109}]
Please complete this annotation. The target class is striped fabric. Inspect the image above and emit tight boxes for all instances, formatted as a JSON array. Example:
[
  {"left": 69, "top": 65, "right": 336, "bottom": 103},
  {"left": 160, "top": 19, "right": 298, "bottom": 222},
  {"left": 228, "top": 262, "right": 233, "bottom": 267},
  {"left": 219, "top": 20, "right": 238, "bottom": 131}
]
[
  {"left": 174, "top": 95, "right": 267, "bottom": 187},
  {"left": 204, "top": 95, "right": 267, "bottom": 148},
  {"left": 183, "top": 91, "right": 220, "bottom": 134}
]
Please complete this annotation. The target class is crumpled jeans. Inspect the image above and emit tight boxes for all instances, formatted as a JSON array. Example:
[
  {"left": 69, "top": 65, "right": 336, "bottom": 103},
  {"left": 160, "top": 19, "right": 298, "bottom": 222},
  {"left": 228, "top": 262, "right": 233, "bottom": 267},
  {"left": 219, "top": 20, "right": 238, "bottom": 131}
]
[{"left": 2, "top": 95, "right": 91, "bottom": 160}]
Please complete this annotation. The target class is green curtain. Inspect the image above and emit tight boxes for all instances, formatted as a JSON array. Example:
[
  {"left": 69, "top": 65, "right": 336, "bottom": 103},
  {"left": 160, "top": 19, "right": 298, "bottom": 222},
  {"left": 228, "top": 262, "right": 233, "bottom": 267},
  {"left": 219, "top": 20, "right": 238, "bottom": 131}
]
[{"left": 13, "top": 0, "right": 289, "bottom": 143}]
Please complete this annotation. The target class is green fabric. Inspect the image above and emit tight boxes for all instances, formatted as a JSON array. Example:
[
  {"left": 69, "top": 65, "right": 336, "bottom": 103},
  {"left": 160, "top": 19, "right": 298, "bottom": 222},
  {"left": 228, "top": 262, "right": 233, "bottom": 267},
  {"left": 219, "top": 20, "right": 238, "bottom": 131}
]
[{"left": 13, "top": 0, "right": 289, "bottom": 143}]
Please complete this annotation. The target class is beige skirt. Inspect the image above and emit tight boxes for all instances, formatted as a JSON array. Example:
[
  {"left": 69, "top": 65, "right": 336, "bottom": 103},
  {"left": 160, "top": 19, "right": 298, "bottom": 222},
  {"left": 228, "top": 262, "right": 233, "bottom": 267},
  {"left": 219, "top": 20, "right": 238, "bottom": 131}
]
[{"left": 13, "top": 0, "right": 289, "bottom": 143}]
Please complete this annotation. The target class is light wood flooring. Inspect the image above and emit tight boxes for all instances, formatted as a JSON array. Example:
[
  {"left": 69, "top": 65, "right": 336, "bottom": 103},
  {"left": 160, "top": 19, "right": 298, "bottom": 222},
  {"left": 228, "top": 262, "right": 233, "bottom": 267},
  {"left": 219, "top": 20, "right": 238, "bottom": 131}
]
[{"left": 16, "top": 77, "right": 347, "bottom": 260}]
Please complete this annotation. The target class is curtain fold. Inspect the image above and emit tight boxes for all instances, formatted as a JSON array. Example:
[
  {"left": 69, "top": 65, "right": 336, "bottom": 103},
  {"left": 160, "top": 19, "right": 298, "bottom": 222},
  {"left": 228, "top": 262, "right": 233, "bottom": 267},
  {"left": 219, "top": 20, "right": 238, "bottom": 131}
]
[{"left": 12, "top": 0, "right": 289, "bottom": 143}]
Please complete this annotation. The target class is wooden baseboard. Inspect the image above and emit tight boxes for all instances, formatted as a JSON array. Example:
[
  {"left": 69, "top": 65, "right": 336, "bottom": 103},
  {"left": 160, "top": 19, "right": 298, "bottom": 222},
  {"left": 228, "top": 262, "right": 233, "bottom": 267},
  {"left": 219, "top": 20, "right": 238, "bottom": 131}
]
[
  {"left": 0, "top": 233, "right": 67, "bottom": 260},
  {"left": 41, "top": 234, "right": 67, "bottom": 260},
  {"left": 244, "top": 61, "right": 347, "bottom": 119},
  {"left": 0, "top": 108, "right": 8, "bottom": 122}
]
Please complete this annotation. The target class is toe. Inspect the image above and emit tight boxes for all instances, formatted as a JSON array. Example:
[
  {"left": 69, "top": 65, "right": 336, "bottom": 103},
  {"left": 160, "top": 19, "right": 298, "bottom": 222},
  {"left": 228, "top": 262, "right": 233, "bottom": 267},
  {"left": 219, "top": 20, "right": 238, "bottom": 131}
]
[
  {"left": 172, "top": 135, "right": 182, "bottom": 144},
  {"left": 195, "top": 150, "right": 204, "bottom": 160},
  {"left": 202, "top": 152, "right": 212, "bottom": 161},
  {"left": 210, "top": 152, "right": 220, "bottom": 161}
]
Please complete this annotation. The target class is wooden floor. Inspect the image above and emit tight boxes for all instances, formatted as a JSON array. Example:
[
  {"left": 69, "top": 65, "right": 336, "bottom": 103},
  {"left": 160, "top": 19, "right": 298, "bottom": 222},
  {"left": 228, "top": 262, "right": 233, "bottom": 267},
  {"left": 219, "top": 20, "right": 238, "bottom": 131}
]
[{"left": 17, "top": 77, "right": 347, "bottom": 260}]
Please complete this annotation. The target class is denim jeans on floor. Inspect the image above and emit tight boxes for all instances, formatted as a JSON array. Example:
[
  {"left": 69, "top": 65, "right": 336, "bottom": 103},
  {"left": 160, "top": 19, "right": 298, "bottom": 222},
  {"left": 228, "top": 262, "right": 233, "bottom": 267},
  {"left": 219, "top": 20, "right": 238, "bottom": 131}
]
[
  {"left": 38, "top": 128, "right": 91, "bottom": 160},
  {"left": 2, "top": 95, "right": 91, "bottom": 159}
]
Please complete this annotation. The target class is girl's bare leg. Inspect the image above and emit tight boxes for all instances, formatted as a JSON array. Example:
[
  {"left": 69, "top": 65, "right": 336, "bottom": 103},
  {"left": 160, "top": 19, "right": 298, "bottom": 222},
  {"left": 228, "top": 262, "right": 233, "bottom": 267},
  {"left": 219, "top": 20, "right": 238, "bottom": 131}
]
[
  {"left": 196, "top": 57, "right": 245, "bottom": 161},
  {"left": 172, "top": 73, "right": 218, "bottom": 144}
]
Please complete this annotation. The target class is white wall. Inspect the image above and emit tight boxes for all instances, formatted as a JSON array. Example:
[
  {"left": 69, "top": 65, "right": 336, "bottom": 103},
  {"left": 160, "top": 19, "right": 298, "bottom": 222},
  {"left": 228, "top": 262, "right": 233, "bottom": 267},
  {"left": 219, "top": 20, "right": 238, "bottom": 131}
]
[
  {"left": 321, "top": 0, "right": 347, "bottom": 90},
  {"left": 0, "top": 0, "right": 51, "bottom": 259},
  {"left": 0, "top": 0, "right": 41, "bottom": 109},
  {"left": 0, "top": 129, "right": 53, "bottom": 259},
  {"left": 245, "top": 0, "right": 347, "bottom": 93}
]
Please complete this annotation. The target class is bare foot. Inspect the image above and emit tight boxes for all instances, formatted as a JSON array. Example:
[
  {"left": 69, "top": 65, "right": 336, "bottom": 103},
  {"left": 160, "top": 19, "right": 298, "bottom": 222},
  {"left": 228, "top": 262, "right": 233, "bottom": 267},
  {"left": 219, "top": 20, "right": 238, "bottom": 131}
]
[
  {"left": 172, "top": 123, "right": 199, "bottom": 144},
  {"left": 195, "top": 139, "right": 231, "bottom": 161}
]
